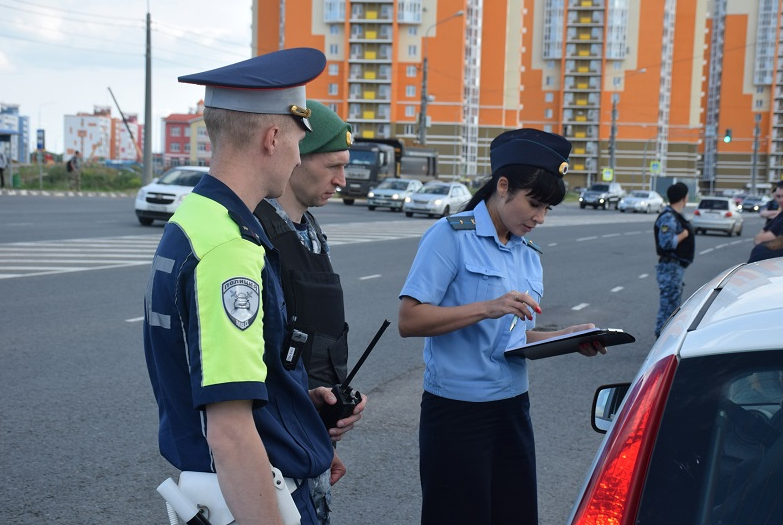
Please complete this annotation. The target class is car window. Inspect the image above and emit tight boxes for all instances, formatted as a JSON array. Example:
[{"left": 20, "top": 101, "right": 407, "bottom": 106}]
[
  {"left": 699, "top": 199, "right": 729, "bottom": 211},
  {"left": 590, "top": 184, "right": 610, "bottom": 192},
  {"left": 636, "top": 352, "right": 783, "bottom": 524},
  {"left": 377, "top": 179, "right": 409, "bottom": 190},
  {"left": 158, "top": 169, "right": 206, "bottom": 187},
  {"left": 630, "top": 191, "right": 648, "bottom": 198},
  {"left": 421, "top": 185, "right": 448, "bottom": 195}
]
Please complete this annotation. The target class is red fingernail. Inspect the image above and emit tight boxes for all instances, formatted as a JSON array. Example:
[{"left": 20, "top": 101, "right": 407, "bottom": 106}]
[{"left": 535, "top": 307, "right": 542, "bottom": 314}]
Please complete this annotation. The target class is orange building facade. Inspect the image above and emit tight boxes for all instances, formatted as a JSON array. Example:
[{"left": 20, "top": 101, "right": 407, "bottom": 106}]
[{"left": 253, "top": 0, "right": 783, "bottom": 194}]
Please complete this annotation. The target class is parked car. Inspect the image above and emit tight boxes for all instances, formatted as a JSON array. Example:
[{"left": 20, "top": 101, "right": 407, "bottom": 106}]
[
  {"left": 567, "top": 258, "right": 783, "bottom": 525},
  {"left": 692, "top": 197, "right": 743, "bottom": 236},
  {"left": 402, "top": 182, "right": 471, "bottom": 218},
  {"left": 618, "top": 190, "right": 664, "bottom": 214},
  {"left": 738, "top": 195, "right": 770, "bottom": 213},
  {"left": 134, "top": 166, "right": 209, "bottom": 226},
  {"left": 579, "top": 182, "right": 625, "bottom": 210},
  {"left": 366, "top": 178, "right": 423, "bottom": 211}
]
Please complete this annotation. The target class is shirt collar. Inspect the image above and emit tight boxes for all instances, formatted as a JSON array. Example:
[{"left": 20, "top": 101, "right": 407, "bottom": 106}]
[
  {"left": 472, "top": 199, "right": 524, "bottom": 247},
  {"left": 193, "top": 174, "right": 271, "bottom": 245}
]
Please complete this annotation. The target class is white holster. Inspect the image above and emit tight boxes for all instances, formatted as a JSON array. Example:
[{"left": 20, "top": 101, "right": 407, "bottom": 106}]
[{"left": 166, "top": 466, "right": 301, "bottom": 525}]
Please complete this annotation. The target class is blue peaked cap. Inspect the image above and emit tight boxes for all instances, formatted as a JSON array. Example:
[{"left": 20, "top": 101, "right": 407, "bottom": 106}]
[
  {"left": 178, "top": 48, "right": 326, "bottom": 129},
  {"left": 490, "top": 128, "right": 571, "bottom": 177}
]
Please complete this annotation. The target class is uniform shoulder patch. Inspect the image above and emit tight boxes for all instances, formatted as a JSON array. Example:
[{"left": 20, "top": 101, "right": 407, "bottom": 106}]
[
  {"left": 222, "top": 277, "right": 260, "bottom": 330},
  {"left": 523, "top": 238, "right": 543, "bottom": 254},
  {"left": 447, "top": 215, "right": 476, "bottom": 230},
  {"left": 660, "top": 225, "right": 670, "bottom": 233}
]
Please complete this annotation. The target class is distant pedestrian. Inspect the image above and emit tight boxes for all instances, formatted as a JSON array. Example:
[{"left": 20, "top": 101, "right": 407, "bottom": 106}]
[
  {"left": 66, "top": 151, "right": 81, "bottom": 191},
  {"left": 0, "top": 149, "right": 7, "bottom": 188},
  {"left": 654, "top": 182, "right": 694, "bottom": 337}
]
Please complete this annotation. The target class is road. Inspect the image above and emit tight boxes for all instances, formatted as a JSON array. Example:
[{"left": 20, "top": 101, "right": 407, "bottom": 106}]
[{"left": 0, "top": 194, "right": 762, "bottom": 524}]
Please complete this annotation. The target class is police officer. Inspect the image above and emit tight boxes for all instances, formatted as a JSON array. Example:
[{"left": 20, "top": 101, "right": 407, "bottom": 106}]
[
  {"left": 398, "top": 128, "right": 605, "bottom": 525},
  {"left": 144, "top": 48, "right": 362, "bottom": 524},
  {"left": 654, "top": 181, "right": 694, "bottom": 337},
  {"left": 253, "top": 100, "right": 366, "bottom": 524}
]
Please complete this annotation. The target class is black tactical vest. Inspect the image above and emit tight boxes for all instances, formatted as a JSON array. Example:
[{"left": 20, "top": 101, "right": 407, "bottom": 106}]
[
  {"left": 654, "top": 207, "right": 695, "bottom": 267},
  {"left": 254, "top": 200, "right": 349, "bottom": 389}
]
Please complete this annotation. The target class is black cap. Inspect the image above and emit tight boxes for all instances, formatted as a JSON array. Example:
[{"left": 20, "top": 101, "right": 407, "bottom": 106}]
[{"left": 490, "top": 128, "right": 571, "bottom": 177}]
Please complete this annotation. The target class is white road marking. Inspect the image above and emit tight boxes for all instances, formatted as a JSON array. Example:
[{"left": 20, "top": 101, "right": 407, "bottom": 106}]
[
  {"left": 572, "top": 303, "right": 589, "bottom": 311},
  {"left": 639, "top": 273, "right": 649, "bottom": 279},
  {"left": 359, "top": 274, "right": 381, "bottom": 280},
  {"left": 125, "top": 317, "right": 145, "bottom": 323},
  {"left": 611, "top": 286, "right": 624, "bottom": 293},
  {"left": 577, "top": 236, "right": 599, "bottom": 242}
]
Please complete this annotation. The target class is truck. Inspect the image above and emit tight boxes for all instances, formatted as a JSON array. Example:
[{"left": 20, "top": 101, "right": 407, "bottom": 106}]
[{"left": 338, "top": 138, "right": 438, "bottom": 205}]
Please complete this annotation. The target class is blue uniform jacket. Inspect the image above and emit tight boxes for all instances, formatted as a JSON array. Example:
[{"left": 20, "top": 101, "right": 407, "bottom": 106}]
[
  {"left": 144, "top": 175, "right": 333, "bottom": 479},
  {"left": 399, "top": 200, "right": 543, "bottom": 402}
]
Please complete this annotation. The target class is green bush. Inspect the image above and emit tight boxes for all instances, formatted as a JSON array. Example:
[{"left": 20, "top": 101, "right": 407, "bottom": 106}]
[{"left": 13, "top": 163, "right": 142, "bottom": 192}]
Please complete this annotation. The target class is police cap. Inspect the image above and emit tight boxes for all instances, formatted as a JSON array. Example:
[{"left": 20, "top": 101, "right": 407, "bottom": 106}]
[
  {"left": 178, "top": 48, "right": 327, "bottom": 131},
  {"left": 490, "top": 128, "right": 571, "bottom": 177}
]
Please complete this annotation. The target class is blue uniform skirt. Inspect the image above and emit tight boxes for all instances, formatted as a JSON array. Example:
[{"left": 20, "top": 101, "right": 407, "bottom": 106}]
[{"left": 419, "top": 391, "right": 537, "bottom": 525}]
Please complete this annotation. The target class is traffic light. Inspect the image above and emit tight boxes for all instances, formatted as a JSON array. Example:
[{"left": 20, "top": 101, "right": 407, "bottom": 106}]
[{"left": 723, "top": 129, "right": 732, "bottom": 143}]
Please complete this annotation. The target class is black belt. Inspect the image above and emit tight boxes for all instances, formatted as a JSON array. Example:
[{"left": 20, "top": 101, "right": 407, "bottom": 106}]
[{"left": 659, "top": 257, "right": 687, "bottom": 268}]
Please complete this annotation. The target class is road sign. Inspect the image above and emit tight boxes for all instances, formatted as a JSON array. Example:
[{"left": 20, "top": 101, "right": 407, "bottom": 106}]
[
  {"left": 650, "top": 161, "right": 661, "bottom": 174},
  {"left": 602, "top": 167, "right": 614, "bottom": 181},
  {"left": 36, "top": 129, "right": 45, "bottom": 151}
]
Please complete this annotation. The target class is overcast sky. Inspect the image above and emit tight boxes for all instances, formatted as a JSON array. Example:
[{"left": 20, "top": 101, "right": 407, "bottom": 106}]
[{"left": 1, "top": 0, "right": 254, "bottom": 154}]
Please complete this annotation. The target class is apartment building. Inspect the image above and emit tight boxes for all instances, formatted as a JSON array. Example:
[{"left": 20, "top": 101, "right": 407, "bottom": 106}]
[
  {"left": 64, "top": 106, "right": 145, "bottom": 163},
  {"left": 161, "top": 102, "right": 210, "bottom": 168},
  {"left": 254, "top": 0, "right": 782, "bottom": 193}
]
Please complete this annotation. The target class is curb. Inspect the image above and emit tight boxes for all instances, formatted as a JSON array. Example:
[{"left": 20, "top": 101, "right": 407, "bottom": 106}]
[{"left": 0, "top": 189, "right": 134, "bottom": 198}]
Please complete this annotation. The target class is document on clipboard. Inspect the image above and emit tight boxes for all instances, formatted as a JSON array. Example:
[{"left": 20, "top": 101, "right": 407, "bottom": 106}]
[{"left": 504, "top": 328, "right": 635, "bottom": 360}]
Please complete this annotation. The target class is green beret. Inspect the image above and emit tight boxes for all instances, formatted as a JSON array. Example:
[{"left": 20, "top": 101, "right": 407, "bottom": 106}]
[{"left": 299, "top": 100, "right": 353, "bottom": 155}]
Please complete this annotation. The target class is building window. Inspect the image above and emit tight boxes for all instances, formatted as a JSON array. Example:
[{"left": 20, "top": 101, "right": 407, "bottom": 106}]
[
  {"left": 185, "top": 143, "right": 191, "bottom": 152},
  {"left": 755, "top": 100, "right": 763, "bottom": 108},
  {"left": 403, "top": 124, "right": 415, "bottom": 135},
  {"left": 408, "top": 45, "right": 417, "bottom": 57},
  {"left": 544, "top": 124, "right": 553, "bottom": 133},
  {"left": 330, "top": 25, "right": 340, "bottom": 35},
  {"left": 545, "top": 109, "right": 553, "bottom": 118},
  {"left": 328, "top": 103, "right": 338, "bottom": 112},
  {"left": 545, "top": 93, "right": 554, "bottom": 103},
  {"left": 198, "top": 143, "right": 208, "bottom": 152},
  {"left": 329, "top": 44, "right": 339, "bottom": 55},
  {"left": 545, "top": 76, "right": 552, "bottom": 86},
  {"left": 406, "top": 85, "right": 416, "bottom": 97},
  {"left": 408, "top": 26, "right": 418, "bottom": 36},
  {"left": 171, "top": 143, "right": 180, "bottom": 152},
  {"left": 407, "top": 65, "right": 417, "bottom": 77},
  {"left": 197, "top": 127, "right": 207, "bottom": 136},
  {"left": 329, "top": 64, "right": 339, "bottom": 76},
  {"left": 329, "top": 83, "right": 339, "bottom": 95},
  {"left": 170, "top": 127, "right": 180, "bottom": 137},
  {"left": 406, "top": 106, "right": 416, "bottom": 117}
]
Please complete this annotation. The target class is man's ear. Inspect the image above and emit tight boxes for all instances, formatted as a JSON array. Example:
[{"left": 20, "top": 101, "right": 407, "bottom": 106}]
[{"left": 260, "top": 124, "right": 279, "bottom": 155}]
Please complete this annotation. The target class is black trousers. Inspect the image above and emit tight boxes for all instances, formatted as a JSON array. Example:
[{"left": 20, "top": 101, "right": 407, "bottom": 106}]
[{"left": 419, "top": 391, "right": 538, "bottom": 525}]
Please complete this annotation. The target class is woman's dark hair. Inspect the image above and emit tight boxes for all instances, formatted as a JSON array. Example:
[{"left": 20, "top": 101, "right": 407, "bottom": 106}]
[{"left": 464, "top": 164, "right": 566, "bottom": 211}]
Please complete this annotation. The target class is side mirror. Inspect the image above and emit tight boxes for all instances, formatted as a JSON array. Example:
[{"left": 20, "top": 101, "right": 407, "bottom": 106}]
[{"left": 591, "top": 383, "right": 631, "bottom": 433}]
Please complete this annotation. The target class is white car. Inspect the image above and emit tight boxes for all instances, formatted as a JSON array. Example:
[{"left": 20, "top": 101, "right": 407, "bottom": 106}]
[
  {"left": 134, "top": 166, "right": 209, "bottom": 225},
  {"left": 403, "top": 182, "right": 472, "bottom": 218},
  {"left": 568, "top": 258, "right": 783, "bottom": 524},
  {"left": 367, "top": 178, "right": 423, "bottom": 211},
  {"left": 692, "top": 197, "right": 744, "bottom": 236},
  {"left": 618, "top": 190, "right": 664, "bottom": 214}
]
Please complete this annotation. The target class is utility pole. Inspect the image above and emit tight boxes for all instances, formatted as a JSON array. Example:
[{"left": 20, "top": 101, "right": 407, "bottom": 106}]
[
  {"left": 417, "top": 10, "right": 463, "bottom": 146},
  {"left": 751, "top": 113, "right": 761, "bottom": 195},
  {"left": 609, "top": 94, "right": 619, "bottom": 173},
  {"left": 143, "top": 9, "right": 153, "bottom": 185}
]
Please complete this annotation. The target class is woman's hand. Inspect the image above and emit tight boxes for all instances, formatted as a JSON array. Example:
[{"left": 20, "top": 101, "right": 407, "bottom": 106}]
[
  {"left": 487, "top": 290, "right": 542, "bottom": 321},
  {"left": 562, "top": 323, "right": 608, "bottom": 356}
]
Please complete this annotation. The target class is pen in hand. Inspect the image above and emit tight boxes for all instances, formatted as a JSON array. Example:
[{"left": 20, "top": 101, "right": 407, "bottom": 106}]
[{"left": 509, "top": 290, "right": 529, "bottom": 331}]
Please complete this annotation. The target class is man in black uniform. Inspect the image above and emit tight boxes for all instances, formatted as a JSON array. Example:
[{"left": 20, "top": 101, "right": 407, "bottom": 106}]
[{"left": 254, "top": 100, "right": 367, "bottom": 524}]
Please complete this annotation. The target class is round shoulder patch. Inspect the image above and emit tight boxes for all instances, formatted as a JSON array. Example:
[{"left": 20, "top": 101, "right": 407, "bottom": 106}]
[{"left": 222, "top": 277, "right": 260, "bottom": 330}]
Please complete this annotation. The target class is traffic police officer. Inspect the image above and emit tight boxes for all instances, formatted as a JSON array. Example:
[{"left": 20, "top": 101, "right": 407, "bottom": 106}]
[
  {"left": 653, "top": 181, "right": 694, "bottom": 337},
  {"left": 398, "top": 128, "right": 605, "bottom": 525},
  {"left": 143, "top": 48, "right": 361, "bottom": 524},
  {"left": 254, "top": 100, "right": 366, "bottom": 523}
]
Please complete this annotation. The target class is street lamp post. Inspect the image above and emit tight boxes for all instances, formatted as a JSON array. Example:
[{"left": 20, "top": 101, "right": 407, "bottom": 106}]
[{"left": 418, "top": 10, "right": 463, "bottom": 146}]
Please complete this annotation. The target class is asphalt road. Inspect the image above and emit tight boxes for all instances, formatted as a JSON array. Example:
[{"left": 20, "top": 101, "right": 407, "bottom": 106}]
[{"left": 0, "top": 193, "right": 763, "bottom": 524}]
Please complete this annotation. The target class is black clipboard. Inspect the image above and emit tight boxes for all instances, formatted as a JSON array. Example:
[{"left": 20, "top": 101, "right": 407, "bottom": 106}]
[{"left": 504, "top": 328, "right": 635, "bottom": 360}]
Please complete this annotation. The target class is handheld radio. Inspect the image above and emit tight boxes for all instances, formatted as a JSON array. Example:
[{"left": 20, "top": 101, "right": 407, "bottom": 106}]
[{"left": 320, "top": 319, "right": 390, "bottom": 429}]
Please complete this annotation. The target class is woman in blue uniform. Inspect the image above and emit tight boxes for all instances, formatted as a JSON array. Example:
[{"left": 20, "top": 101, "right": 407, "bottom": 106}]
[{"left": 398, "top": 128, "right": 605, "bottom": 525}]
